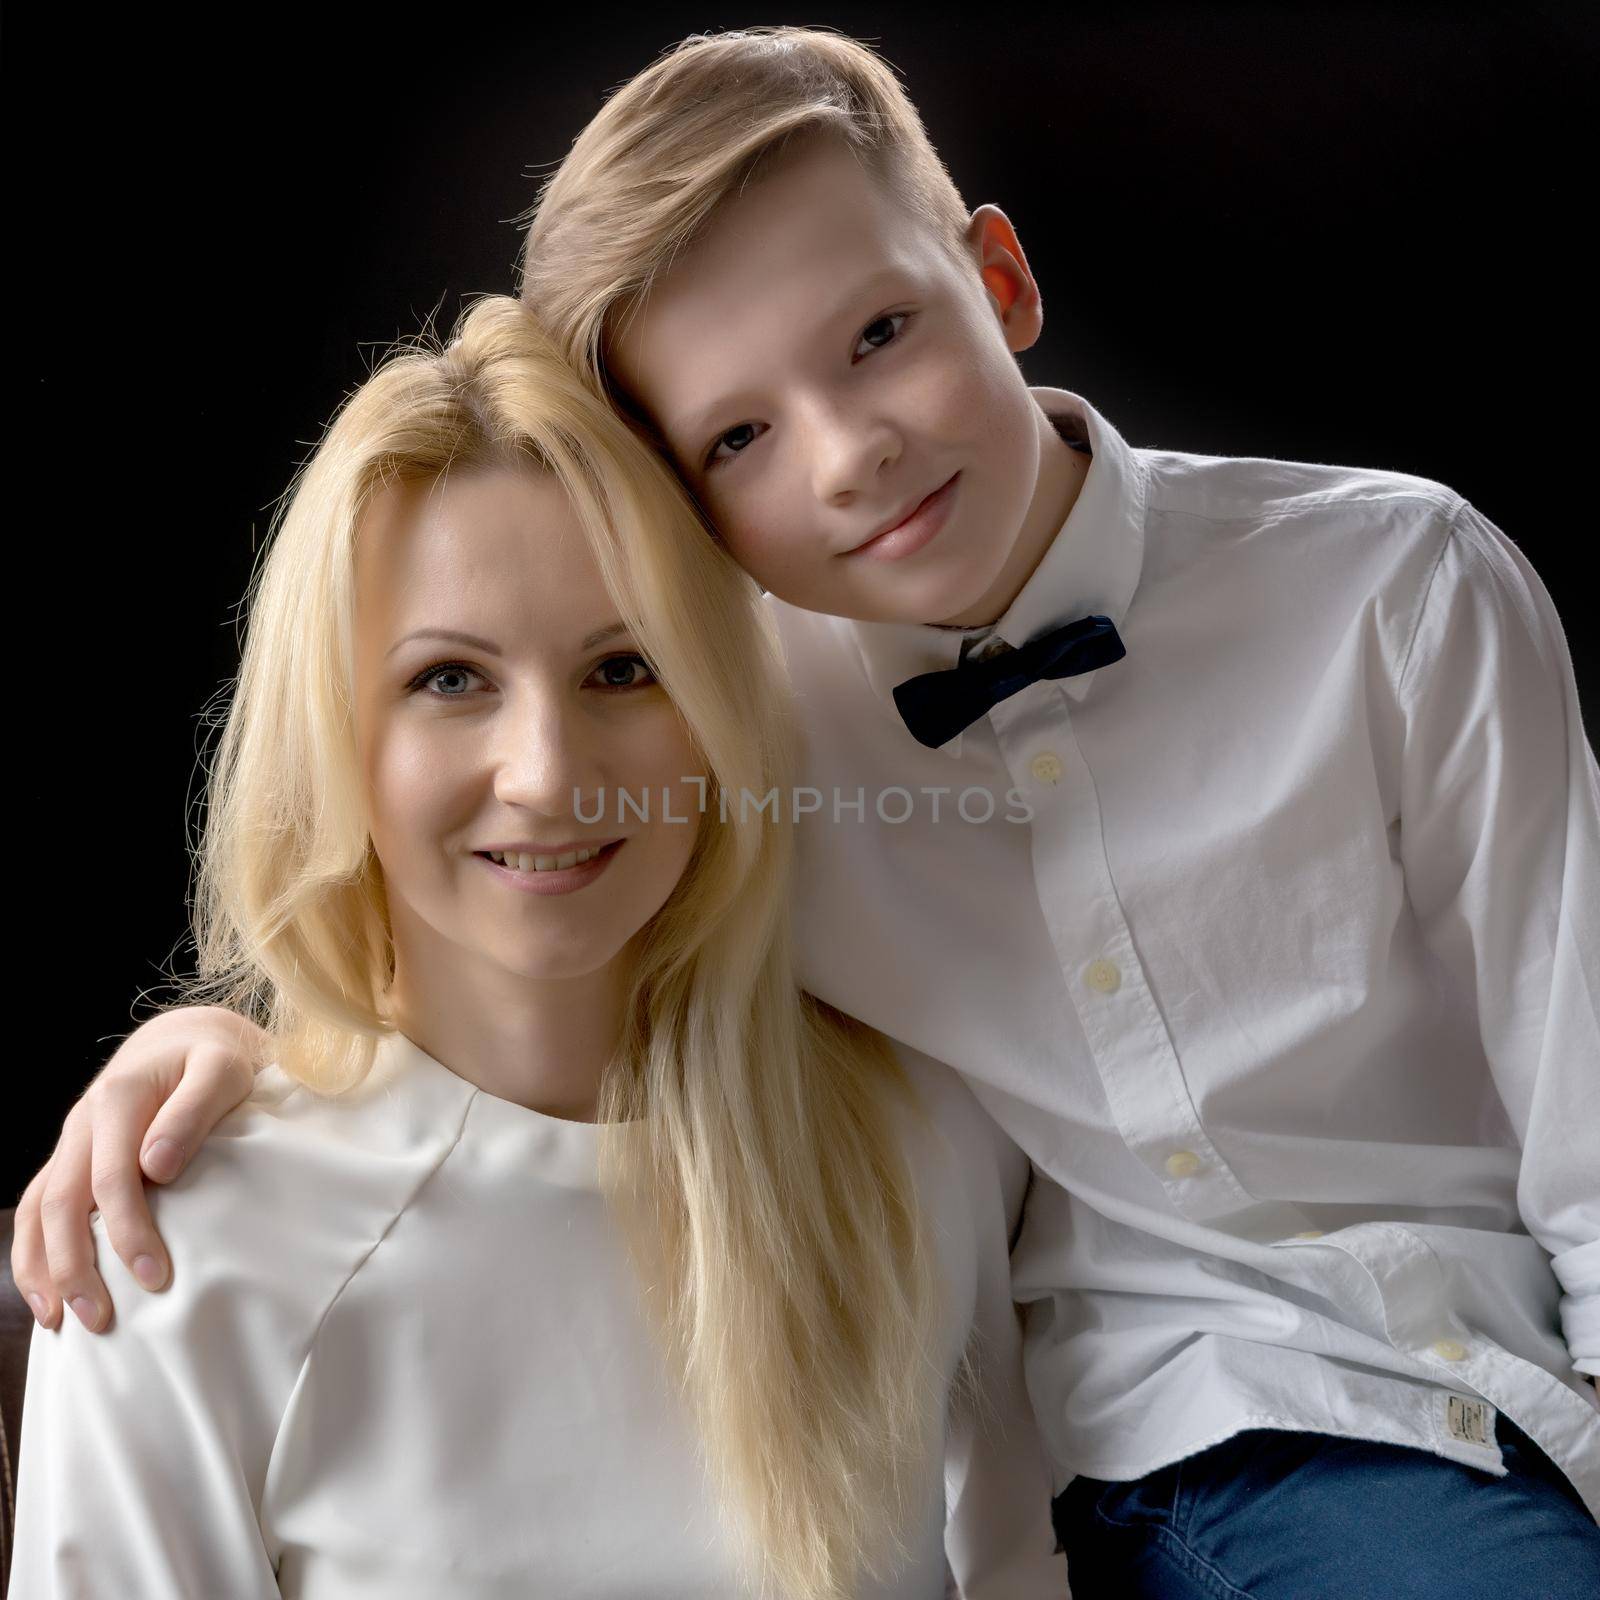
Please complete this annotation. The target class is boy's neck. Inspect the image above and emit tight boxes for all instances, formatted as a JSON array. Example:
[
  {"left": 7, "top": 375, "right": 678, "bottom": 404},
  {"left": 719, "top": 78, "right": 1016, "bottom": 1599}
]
[{"left": 933, "top": 404, "right": 1089, "bottom": 629}]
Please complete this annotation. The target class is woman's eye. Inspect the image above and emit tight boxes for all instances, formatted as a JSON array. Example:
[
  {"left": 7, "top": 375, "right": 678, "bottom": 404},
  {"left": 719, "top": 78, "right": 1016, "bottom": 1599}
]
[
  {"left": 705, "top": 421, "right": 764, "bottom": 470},
  {"left": 853, "top": 310, "right": 911, "bottom": 360},
  {"left": 590, "top": 653, "right": 658, "bottom": 691},
  {"left": 411, "top": 662, "right": 486, "bottom": 697}
]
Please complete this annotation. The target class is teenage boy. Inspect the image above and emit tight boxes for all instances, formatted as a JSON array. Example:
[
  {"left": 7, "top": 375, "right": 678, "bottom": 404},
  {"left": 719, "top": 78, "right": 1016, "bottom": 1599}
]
[{"left": 15, "top": 27, "right": 1599, "bottom": 1597}]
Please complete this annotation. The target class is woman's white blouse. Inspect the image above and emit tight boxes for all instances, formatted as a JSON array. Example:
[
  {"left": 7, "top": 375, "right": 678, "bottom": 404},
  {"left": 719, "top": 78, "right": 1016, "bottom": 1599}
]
[{"left": 13, "top": 1034, "right": 1062, "bottom": 1598}]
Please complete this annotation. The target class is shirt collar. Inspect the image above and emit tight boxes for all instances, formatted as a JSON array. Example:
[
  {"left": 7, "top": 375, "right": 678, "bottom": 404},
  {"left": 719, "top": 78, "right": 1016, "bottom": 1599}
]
[{"left": 853, "top": 388, "right": 1148, "bottom": 714}]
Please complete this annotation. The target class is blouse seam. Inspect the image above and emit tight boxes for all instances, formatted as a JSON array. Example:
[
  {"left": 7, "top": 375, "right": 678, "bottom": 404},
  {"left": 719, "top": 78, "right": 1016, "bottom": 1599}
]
[
  {"left": 302, "top": 1088, "right": 478, "bottom": 1354},
  {"left": 261, "top": 1086, "right": 480, "bottom": 1534}
]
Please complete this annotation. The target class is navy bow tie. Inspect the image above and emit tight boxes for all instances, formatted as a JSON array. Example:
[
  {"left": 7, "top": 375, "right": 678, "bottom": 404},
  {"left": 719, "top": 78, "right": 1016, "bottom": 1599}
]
[{"left": 892, "top": 615, "right": 1126, "bottom": 749}]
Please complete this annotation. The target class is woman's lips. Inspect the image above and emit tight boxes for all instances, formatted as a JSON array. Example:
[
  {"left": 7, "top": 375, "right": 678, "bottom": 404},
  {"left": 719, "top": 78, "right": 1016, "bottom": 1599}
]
[
  {"left": 475, "top": 838, "right": 624, "bottom": 896},
  {"left": 847, "top": 473, "right": 960, "bottom": 562}
]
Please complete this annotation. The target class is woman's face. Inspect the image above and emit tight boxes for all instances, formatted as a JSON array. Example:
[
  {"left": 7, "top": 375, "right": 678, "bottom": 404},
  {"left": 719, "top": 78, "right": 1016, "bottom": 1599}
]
[{"left": 352, "top": 461, "right": 705, "bottom": 994}]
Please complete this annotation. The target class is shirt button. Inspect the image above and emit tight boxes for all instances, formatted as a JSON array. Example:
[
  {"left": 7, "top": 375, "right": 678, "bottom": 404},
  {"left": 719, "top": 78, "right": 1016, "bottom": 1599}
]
[
  {"left": 1164, "top": 1150, "right": 1203, "bottom": 1179},
  {"left": 1085, "top": 958, "right": 1122, "bottom": 994},
  {"left": 1430, "top": 1339, "right": 1469, "bottom": 1362},
  {"left": 1030, "top": 752, "right": 1064, "bottom": 785}
]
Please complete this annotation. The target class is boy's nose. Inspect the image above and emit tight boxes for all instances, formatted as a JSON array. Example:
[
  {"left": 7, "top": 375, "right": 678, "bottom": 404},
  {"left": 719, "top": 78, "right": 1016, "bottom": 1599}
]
[{"left": 806, "top": 402, "right": 902, "bottom": 505}]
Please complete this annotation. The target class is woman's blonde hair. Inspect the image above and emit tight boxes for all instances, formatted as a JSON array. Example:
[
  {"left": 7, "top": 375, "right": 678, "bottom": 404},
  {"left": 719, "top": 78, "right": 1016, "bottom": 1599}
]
[
  {"left": 519, "top": 25, "right": 973, "bottom": 400},
  {"left": 188, "top": 295, "right": 938, "bottom": 1599}
]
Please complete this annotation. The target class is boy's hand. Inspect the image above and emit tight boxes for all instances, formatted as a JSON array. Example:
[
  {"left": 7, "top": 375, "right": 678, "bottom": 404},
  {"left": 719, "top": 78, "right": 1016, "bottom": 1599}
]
[{"left": 12, "top": 1006, "right": 266, "bottom": 1333}]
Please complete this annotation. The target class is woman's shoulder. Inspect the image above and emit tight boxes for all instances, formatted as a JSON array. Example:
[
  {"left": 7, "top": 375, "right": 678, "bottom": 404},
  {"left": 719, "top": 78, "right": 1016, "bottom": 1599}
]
[
  {"left": 102, "top": 1037, "right": 477, "bottom": 1336},
  {"left": 214, "top": 1036, "right": 476, "bottom": 1168},
  {"left": 171, "top": 1038, "right": 468, "bottom": 1193}
]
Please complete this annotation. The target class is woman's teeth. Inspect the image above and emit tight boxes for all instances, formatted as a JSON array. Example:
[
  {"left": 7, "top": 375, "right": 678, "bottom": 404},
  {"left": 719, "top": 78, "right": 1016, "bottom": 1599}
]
[{"left": 485, "top": 847, "right": 602, "bottom": 874}]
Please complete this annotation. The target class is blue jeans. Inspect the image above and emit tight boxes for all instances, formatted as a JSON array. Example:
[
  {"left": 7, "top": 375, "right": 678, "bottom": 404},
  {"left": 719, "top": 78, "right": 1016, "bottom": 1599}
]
[{"left": 1051, "top": 1420, "right": 1600, "bottom": 1599}]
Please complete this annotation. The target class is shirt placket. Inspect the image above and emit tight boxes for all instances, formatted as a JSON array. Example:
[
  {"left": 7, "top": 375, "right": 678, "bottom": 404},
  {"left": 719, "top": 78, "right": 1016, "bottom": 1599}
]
[{"left": 990, "top": 683, "right": 1254, "bottom": 1220}]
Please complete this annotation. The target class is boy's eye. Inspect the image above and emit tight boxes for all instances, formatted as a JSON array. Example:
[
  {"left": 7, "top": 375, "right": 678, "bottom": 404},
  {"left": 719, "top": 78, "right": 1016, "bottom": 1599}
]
[
  {"left": 701, "top": 311, "right": 914, "bottom": 471},
  {"left": 852, "top": 310, "right": 911, "bottom": 360},
  {"left": 410, "top": 661, "right": 487, "bottom": 698},
  {"left": 588, "top": 653, "right": 659, "bottom": 691}
]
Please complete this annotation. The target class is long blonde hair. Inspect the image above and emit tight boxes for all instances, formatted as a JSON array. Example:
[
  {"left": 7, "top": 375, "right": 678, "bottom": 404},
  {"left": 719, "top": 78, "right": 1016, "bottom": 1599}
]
[
  {"left": 188, "top": 296, "right": 938, "bottom": 1598},
  {"left": 518, "top": 25, "right": 975, "bottom": 402}
]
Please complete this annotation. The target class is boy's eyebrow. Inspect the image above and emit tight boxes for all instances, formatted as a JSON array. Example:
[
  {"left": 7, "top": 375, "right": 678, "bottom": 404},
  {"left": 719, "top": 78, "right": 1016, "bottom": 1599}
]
[
  {"left": 386, "top": 622, "right": 631, "bottom": 658},
  {"left": 671, "top": 267, "right": 911, "bottom": 443}
]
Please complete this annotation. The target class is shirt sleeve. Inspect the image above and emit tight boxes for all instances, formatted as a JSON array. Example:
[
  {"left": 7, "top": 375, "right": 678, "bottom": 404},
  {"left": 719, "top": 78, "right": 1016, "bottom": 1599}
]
[
  {"left": 10, "top": 1211, "right": 291, "bottom": 1597},
  {"left": 933, "top": 1082, "right": 1067, "bottom": 1597},
  {"left": 1396, "top": 498, "right": 1600, "bottom": 1376}
]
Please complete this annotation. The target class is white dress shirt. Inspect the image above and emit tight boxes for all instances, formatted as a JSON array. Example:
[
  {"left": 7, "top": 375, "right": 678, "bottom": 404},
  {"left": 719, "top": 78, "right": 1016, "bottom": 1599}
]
[
  {"left": 12, "top": 1034, "right": 1063, "bottom": 1598},
  {"left": 772, "top": 389, "right": 1600, "bottom": 1514}
]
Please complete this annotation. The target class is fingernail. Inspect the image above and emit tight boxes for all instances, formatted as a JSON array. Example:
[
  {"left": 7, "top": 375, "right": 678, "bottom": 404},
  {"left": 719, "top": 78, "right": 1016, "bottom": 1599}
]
[
  {"left": 133, "top": 1254, "right": 166, "bottom": 1289},
  {"left": 69, "top": 1296, "right": 101, "bottom": 1331},
  {"left": 27, "top": 1293, "right": 50, "bottom": 1324},
  {"left": 143, "top": 1138, "right": 183, "bottom": 1181}
]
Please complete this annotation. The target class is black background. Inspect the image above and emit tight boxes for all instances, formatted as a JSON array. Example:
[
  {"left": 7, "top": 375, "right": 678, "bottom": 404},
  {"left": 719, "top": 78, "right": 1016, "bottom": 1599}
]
[{"left": 6, "top": 3, "right": 1595, "bottom": 1199}]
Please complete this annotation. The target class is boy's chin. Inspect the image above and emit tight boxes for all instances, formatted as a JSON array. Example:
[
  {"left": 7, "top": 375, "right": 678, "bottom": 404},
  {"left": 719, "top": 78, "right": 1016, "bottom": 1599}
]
[
  {"left": 923, "top": 548, "right": 1030, "bottom": 629},
  {"left": 774, "top": 559, "right": 1012, "bottom": 629},
  {"left": 895, "top": 569, "right": 1014, "bottom": 630}
]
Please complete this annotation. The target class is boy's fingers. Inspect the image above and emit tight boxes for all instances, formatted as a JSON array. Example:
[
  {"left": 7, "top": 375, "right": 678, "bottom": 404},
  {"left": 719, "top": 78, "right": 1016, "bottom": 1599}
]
[
  {"left": 76, "top": 1042, "right": 256, "bottom": 1292},
  {"left": 11, "top": 1167, "right": 63, "bottom": 1330},
  {"left": 12, "top": 1008, "right": 265, "bottom": 1333},
  {"left": 79, "top": 1075, "right": 174, "bottom": 1290},
  {"left": 139, "top": 1043, "right": 256, "bottom": 1183},
  {"left": 36, "top": 1119, "right": 112, "bottom": 1333}
]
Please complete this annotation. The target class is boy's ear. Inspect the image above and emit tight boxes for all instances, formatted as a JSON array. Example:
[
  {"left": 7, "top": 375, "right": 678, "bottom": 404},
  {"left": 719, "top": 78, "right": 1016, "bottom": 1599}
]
[{"left": 965, "top": 205, "right": 1043, "bottom": 354}]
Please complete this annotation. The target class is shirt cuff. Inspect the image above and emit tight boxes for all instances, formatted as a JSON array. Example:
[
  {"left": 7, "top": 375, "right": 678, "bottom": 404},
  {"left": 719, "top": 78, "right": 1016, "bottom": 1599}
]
[{"left": 1552, "top": 1239, "right": 1600, "bottom": 1372}]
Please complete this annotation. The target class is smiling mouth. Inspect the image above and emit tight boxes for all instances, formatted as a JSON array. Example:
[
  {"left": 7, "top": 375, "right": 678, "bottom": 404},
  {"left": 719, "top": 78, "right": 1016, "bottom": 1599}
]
[
  {"left": 845, "top": 473, "right": 960, "bottom": 559},
  {"left": 475, "top": 842, "right": 622, "bottom": 875}
]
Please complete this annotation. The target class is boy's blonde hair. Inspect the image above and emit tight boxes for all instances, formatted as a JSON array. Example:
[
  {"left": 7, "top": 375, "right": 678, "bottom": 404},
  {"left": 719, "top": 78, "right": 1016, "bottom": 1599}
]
[
  {"left": 519, "top": 25, "right": 973, "bottom": 400},
  {"left": 189, "top": 294, "right": 938, "bottom": 1599}
]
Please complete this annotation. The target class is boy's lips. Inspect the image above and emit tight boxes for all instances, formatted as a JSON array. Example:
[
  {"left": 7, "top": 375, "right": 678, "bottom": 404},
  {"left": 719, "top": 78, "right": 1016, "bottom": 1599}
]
[{"left": 844, "top": 473, "right": 960, "bottom": 562}]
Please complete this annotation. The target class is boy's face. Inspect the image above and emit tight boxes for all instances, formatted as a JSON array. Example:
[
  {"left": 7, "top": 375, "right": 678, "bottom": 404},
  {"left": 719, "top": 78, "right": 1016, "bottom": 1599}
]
[{"left": 607, "top": 136, "right": 1052, "bottom": 626}]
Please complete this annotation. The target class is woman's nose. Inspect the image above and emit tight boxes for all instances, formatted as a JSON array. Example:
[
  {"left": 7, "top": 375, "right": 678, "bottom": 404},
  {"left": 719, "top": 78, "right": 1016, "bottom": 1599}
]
[{"left": 490, "top": 695, "right": 605, "bottom": 817}]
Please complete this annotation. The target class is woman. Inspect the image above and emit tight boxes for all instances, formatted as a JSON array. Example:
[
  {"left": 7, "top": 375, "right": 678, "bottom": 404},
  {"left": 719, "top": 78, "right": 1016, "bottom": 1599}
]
[{"left": 11, "top": 296, "right": 1059, "bottom": 1597}]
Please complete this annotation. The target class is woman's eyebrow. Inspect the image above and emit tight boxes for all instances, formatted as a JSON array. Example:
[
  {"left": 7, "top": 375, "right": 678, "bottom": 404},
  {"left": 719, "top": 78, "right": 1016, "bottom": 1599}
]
[
  {"left": 386, "top": 622, "right": 632, "bottom": 658},
  {"left": 385, "top": 628, "right": 501, "bottom": 659}
]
